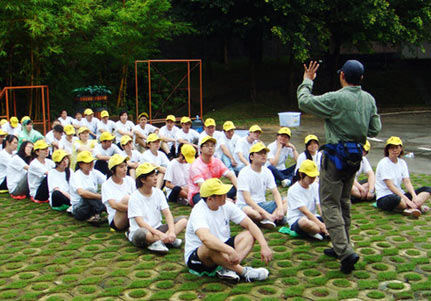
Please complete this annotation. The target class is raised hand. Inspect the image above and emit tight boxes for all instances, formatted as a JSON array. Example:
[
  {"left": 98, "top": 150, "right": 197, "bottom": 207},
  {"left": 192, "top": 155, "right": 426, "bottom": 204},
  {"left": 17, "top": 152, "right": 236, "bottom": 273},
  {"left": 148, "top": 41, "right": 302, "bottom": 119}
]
[{"left": 303, "top": 61, "right": 320, "bottom": 81}]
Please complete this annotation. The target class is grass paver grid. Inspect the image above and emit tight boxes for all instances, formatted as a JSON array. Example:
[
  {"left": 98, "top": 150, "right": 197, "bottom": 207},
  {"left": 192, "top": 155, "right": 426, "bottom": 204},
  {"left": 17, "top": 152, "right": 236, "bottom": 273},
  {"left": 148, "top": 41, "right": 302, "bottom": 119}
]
[{"left": 0, "top": 173, "right": 430, "bottom": 300}]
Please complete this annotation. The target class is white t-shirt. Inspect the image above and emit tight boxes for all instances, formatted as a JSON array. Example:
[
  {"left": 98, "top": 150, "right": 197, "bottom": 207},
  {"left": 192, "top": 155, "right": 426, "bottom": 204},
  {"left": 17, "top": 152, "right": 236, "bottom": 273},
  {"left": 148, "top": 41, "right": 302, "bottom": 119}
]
[
  {"left": 140, "top": 150, "right": 169, "bottom": 167},
  {"left": 375, "top": 157, "right": 409, "bottom": 200},
  {"left": 286, "top": 181, "right": 320, "bottom": 226},
  {"left": 47, "top": 168, "right": 73, "bottom": 206},
  {"left": 28, "top": 158, "right": 55, "bottom": 197},
  {"left": 267, "top": 141, "right": 294, "bottom": 170},
  {"left": 233, "top": 136, "right": 255, "bottom": 165},
  {"left": 164, "top": 159, "right": 190, "bottom": 197},
  {"left": 92, "top": 143, "right": 122, "bottom": 158},
  {"left": 294, "top": 151, "right": 322, "bottom": 174},
  {"left": 175, "top": 129, "right": 200, "bottom": 145},
  {"left": 82, "top": 117, "right": 99, "bottom": 134},
  {"left": 128, "top": 188, "right": 169, "bottom": 241},
  {"left": 122, "top": 150, "right": 141, "bottom": 163},
  {"left": 184, "top": 200, "right": 246, "bottom": 263},
  {"left": 59, "top": 136, "right": 78, "bottom": 155},
  {"left": 0, "top": 149, "right": 13, "bottom": 184},
  {"left": 115, "top": 120, "right": 135, "bottom": 143},
  {"left": 356, "top": 156, "right": 372, "bottom": 179},
  {"left": 220, "top": 133, "right": 240, "bottom": 157},
  {"left": 58, "top": 116, "right": 74, "bottom": 127},
  {"left": 97, "top": 120, "right": 116, "bottom": 139},
  {"left": 133, "top": 124, "right": 158, "bottom": 143},
  {"left": 236, "top": 165, "right": 277, "bottom": 206},
  {"left": 7, "top": 155, "right": 29, "bottom": 192},
  {"left": 102, "top": 176, "right": 135, "bottom": 224},
  {"left": 159, "top": 125, "right": 179, "bottom": 149},
  {"left": 2, "top": 123, "right": 21, "bottom": 136},
  {"left": 45, "top": 131, "right": 62, "bottom": 154},
  {"left": 69, "top": 169, "right": 106, "bottom": 209},
  {"left": 73, "top": 118, "right": 84, "bottom": 128},
  {"left": 198, "top": 131, "right": 224, "bottom": 158}
]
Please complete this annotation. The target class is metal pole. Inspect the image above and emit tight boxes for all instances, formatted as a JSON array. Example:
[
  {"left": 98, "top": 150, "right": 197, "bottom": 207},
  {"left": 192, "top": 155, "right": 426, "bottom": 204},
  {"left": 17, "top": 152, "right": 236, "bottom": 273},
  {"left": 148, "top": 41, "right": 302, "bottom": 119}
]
[
  {"left": 187, "top": 61, "right": 191, "bottom": 117},
  {"left": 5, "top": 89, "right": 9, "bottom": 120},
  {"left": 199, "top": 60, "right": 203, "bottom": 118},
  {"left": 46, "top": 86, "right": 51, "bottom": 130},
  {"left": 148, "top": 61, "right": 152, "bottom": 122},
  {"left": 41, "top": 87, "right": 46, "bottom": 134},
  {"left": 135, "top": 61, "right": 139, "bottom": 123}
]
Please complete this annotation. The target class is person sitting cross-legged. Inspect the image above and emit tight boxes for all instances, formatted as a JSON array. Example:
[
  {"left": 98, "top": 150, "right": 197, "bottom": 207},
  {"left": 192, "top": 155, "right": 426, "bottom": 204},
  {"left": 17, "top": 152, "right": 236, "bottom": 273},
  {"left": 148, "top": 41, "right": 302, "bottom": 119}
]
[
  {"left": 287, "top": 160, "right": 329, "bottom": 240},
  {"left": 236, "top": 142, "right": 287, "bottom": 229},
  {"left": 93, "top": 132, "right": 122, "bottom": 175},
  {"left": 351, "top": 140, "right": 376, "bottom": 203},
  {"left": 140, "top": 133, "right": 169, "bottom": 189},
  {"left": 127, "top": 163, "right": 188, "bottom": 254},
  {"left": 184, "top": 178, "right": 273, "bottom": 282}
]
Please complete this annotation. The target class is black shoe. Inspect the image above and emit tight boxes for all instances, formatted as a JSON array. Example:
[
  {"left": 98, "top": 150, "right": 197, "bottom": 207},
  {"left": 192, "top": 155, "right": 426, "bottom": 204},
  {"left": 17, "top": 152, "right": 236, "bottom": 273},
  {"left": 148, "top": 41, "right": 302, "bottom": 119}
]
[
  {"left": 340, "top": 253, "right": 359, "bottom": 274},
  {"left": 324, "top": 248, "right": 338, "bottom": 258}
]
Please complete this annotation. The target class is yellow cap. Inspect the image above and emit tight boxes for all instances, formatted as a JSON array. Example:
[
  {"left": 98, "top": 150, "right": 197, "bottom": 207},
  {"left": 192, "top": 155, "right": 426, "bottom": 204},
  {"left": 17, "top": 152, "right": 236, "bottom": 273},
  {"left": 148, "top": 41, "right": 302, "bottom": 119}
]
[
  {"left": 249, "top": 142, "right": 270, "bottom": 154},
  {"left": 249, "top": 125, "right": 262, "bottom": 133},
  {"left": 299, "top": 159, "right": 320, "bottom": 177},
  {"left": 84, "top": 108, "right": 94, "bottom": 116},
  {"left": 147, "top": 133, "right": 160, "bottom": 143},
  {"left": 0, "top": 129, "right": 7, "bottom": 136},
  {"left": 76, "top": 150, "right": 95, "bottom": 163},
  {"left": 52, "top": 149, "right": 69, "bottom": 163},
  {"left": 100, "top": 110, "right": 109, "bottom": 118},
  {"left": 363, "top": 140, "right": 371, "bottom": 152},
  {"left": 200, "top": 135, "right": 217, "bottom": 146},
  {"left": 33, "top": 139, "right": 49, "bottom": 151},
  {"left": 204, "top": 118, "right": 216, "bottom": 127},
  {"left": 278, "top": 127, "right": 291, "bottom": 137},
  {"left": 181, "top": 144, "right": 196, "bottom": 164},
  {"left": 108, "top": 154, "right": 129, "bottom": 170},
  {"left": 100, "top": 131, "right": 115, "bottom": 142},
  {"left": 10, "top": 116, "right": 19, "bottom": 128},
  {"left": 64, "top": 125, "right": 75, "bottom": 135},
  {"left": 0, "top": 119, "right": 8, "bottom": 126},
  {"left": 120, "top": 135, "right": 132, "bottom": 146},
  {"left": 223, "top": 121, "right": 236, "bottom": 131},
  {"left": 166, "top": 115, "right": 176, "bottom": 122},
  {"left": 200, "top": 178, "right": 233, "bottom": 198},
  {"left": 138, "top": 112, "right": 149, "bottom": 119},
  {"left": 305, "top": 134, "right": 319, "bottom": 145},
  {"left": 78, "top": 127, "right": 90, "bottom": 135},
  {"left": 20, "top": 116, "right": 31, "bottom": 124},
  {"left": 385, "top": 136, "right": 403, "bottom": 147},
  {"left": 136, "top": 162, "right": 158, "bottom": 177},
  {"left": 180, "top": 116, "right": 192, "bottom": 124}
]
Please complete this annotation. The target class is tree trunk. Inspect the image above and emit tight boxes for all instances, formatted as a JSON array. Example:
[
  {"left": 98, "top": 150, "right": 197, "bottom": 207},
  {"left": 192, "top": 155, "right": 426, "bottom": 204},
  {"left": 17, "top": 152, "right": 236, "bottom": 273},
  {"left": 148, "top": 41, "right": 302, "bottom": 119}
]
[{"left": 116, "top": 64, "right": 128, "bottom": 108}]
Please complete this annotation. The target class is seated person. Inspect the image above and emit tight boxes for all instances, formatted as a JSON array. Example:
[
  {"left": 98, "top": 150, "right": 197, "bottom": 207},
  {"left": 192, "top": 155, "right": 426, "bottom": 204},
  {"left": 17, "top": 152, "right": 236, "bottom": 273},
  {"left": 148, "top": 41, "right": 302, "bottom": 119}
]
[
  {"left": 287, "top": 160, "right": 328, "bottom": 240},
  {"left": 184, "top": 178, "right": 272, "bottom": 282},
  {"left": 58, "top": 109, "right": 74, "bottom": 127},
  {"left": 351, "top": 140, "right": 376, "bottom": 202},
  {"left": 237, "top": 142, "right": 287, "bottom": 229},
  {"left": 267, "top": 127, "right": 298, "bottom": 187},
  {"left": 115, "top": 111, "right": 135, "bottom": 146},
  {"left": 120, "top": 135, "right": 141, "bottom": 178},
  {"left": 97, "top": 110, "right": 116, "bottom": 140},
  {"left": 159, "top": 115, "right": 179, "bottom": 159},
  {"left": 233, "top": 125, "right": 262, "bottom": 173},
  {"left": 133, "top": 112, "right": 158, "bottom": 151},
  {"left": 28, "top": 140, "right": 55, "bottom": 203},
  {"left": 59, "top": 125, "right": 78, "bottom": 155},
  {"left": 72, "top": 111, "right": 84, "bottom": 130},
  {"left": 0, "top": 135, "right": 18, "bottom": 192},
  {"left": 188, "top": 136, "right": 237, "bottom": 206},
  {"left": 127, "top": 162, "right": 187, "bottom": 254},
  {"left": 176, "top": 116, "right": 200, "bottom": 151},
  {"left": 18, "top": 119, "right": 44, "bottom": 149},
  {"left": 375, "top": 136, "right": 431, "bottom": 218},
  {"left": 140, "top": 133, "right": 169, "bottom": 189},
  {"left": 2, "top": 116, "right": 21, "bottom": 136},
  {"left": 198, "top": 118, "right": 224, "bottom": 158},
  {"left": 93, "top": 132, "right": 122, "bottom": 175},
  {"left": 45, "top": 121, "right": 63, "bottom": 153},
  {"left": 220, "top": 121, "right": 240, "bottom": 173},
  {"left": 8, "top": 141, "right": 33, "bottom": 198},
  {"left": 102, "top": 154, "right": 135, "bottom": 231},
  {"left": 81, "top": 108, "right": 99, "bottom": 139},
  {"left": 294, "top": 134, "right": 322, "bottom": 175},
  {"left": 69, "top": 151, "right": 106, "bottom": 224},
  {"left": 48, "top": 150, "right": 73, "bottom": 210},
  {"left": 71, "top": 127, "right": 97, "bottom": 170},
  {"left": 164, "top": 144, "right": 196, "bottom": 205}
]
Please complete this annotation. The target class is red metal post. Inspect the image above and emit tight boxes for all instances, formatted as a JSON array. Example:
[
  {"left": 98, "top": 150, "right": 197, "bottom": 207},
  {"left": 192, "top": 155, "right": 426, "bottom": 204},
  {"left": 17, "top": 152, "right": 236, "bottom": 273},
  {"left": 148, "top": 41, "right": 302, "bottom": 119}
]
[
  {"left": 46, "top": 86, "right": 51, "bottom": 130},
  {"left": 41, "top": 87, "right": 46, "bottom": 134},
  {"left": 148, "top": 61, "right": 152, "bottom": 122},
  {"left": 187, "top": 61, "right": 191, "bottom": 117},
  {"left": 135, "top": 61, "right": 139, "bottom": 123},
  {"left": 199, "top": 60, "right": 203, "bottom": 118},
  {"left": 5, "top": 89, "right": 9, "bottom": 120}
]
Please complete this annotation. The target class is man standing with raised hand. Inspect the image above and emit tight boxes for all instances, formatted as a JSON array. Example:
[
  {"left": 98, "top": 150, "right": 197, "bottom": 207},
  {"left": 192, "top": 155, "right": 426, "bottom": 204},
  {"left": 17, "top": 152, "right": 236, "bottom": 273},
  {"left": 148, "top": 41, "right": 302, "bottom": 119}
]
[{"left": 297, "top": 60, "right": 381, "bottom": 274}]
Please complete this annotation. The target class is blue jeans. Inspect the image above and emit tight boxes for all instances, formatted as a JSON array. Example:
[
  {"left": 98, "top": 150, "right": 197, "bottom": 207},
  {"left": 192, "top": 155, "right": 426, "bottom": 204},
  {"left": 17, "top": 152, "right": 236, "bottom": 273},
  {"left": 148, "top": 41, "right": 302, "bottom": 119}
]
[
  {"left": 222, "top": 155, "right": 235, "bottom": 173},
  {"left": 267, "top": 164, "right": 296, "bottom": 183}
]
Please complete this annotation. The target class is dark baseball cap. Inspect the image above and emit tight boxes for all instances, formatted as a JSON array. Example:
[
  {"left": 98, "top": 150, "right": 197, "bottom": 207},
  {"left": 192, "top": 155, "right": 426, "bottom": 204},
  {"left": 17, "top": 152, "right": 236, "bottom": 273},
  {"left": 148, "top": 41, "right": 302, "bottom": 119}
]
[{"left": 337, "top": 60, "right": 364, "bottom": 81}]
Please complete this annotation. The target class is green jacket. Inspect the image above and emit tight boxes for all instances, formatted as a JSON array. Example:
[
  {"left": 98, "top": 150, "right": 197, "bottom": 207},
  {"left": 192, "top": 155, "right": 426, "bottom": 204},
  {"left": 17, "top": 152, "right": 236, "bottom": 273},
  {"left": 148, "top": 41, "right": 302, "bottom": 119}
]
[
  {"left": 18, "top": 128, "right": 44, "bottom": 149},
  {"left": 297, "top": 78, "right": 381, "bottom": 144}
]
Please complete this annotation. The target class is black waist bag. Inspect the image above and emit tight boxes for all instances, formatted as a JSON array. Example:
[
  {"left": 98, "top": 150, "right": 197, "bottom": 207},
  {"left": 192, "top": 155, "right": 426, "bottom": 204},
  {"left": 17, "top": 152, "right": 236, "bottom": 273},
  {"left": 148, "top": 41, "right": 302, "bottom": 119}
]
[{"left": 323, "top": 142, "right": 363, "bottom": 174}]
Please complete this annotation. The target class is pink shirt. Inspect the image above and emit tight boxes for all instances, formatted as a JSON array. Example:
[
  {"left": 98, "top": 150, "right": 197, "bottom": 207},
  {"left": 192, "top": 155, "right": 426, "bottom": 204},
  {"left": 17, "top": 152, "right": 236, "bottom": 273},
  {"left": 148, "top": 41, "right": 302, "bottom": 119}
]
[{"left": 188, "top": 156, "right": 229, "bottom": 201}]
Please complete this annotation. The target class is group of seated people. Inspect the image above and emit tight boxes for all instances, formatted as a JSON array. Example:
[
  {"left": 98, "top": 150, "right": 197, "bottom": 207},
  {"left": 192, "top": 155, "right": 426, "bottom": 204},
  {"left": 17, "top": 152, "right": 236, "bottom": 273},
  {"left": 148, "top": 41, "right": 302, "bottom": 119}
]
[{"left": 0, "top": 109, "right": 430, "bottom": 280}]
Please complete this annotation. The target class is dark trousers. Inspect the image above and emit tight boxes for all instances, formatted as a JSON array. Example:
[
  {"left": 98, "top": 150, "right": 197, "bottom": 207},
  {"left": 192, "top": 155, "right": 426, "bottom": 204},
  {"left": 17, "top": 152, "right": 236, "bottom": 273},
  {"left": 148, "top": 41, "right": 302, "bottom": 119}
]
[
  {"left": 94, "top": 160, "right": 110, "bottom": 176},
  {"left": 192, "top": 186, "right": 236, "bottom": 206},
  {"left": 268, "top": 165, "right": 296, "bottom": 182},
  {"left": 52, "top": 191, "right": 71, "bottom": 207},
  {"left": 35, "top": 177, "right": 49, "bottom": 201},
  {"left": 168, "top": 186, "right": 182, "bottom": 203},
  {"left": 73, "top": 198, "right": 106, "bottom": 221},
  {"left": 0, "top": 178, "right": 7, "bottom": 190}
]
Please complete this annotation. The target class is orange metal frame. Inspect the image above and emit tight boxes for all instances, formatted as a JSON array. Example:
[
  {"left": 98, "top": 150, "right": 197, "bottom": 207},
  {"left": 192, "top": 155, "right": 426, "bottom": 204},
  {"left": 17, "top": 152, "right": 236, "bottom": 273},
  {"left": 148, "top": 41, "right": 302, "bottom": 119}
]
[
  {"left": 0, "top": 85, "right": 51, "bottom": 134},
  {"left": 134, "top": 59, "right": 203, "bottom": 123}
]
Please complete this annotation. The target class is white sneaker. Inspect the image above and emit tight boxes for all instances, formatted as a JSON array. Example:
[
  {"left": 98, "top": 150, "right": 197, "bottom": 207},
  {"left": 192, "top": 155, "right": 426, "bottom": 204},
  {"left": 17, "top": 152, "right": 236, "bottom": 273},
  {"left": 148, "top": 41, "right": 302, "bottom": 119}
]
[
  {"left": 259, "top": 219, "right": 276, "bottom": 229},
  {"left": 242, "top": 266, "right": 269, "bottom": 282},
  {"left": 281, "top": 179, "right": 291, "bottom": 187},
  {"left": 421, "top": 205, "right": 430, "bottom": 213},
  {"left": 402, "top": 208, "right": 421, "bottom": 218},
  {"left": 147, "top": 240, "right": 169, "bottom": 254},
  {"left": 312, "top": 233, "right": 324, "bottom": 240},
  {"left": 66, "top": 206, "right": 73, "bottom": 213},
  {"left": 171, "top": 238, "right": 182, "bottom": 248},
  {"left": 216, "top": 268, "right": 240, "bottom": 282}
]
